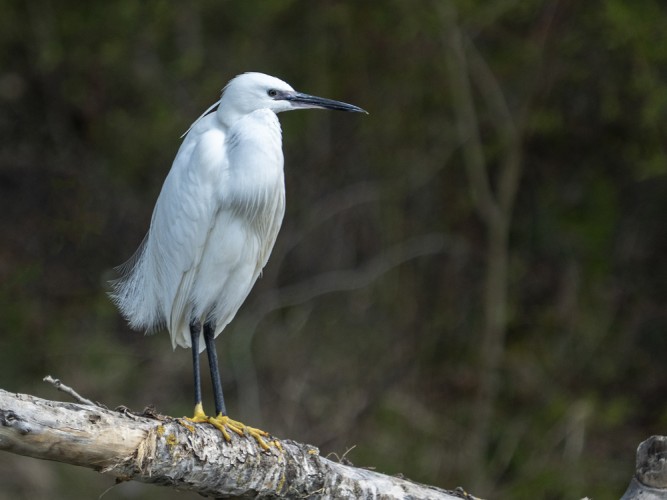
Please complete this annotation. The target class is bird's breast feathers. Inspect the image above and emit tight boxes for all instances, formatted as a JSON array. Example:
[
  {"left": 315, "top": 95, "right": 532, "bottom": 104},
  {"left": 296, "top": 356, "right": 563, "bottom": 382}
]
[{"left": 221, "top": 110, "right": 285, "bottom": 221}]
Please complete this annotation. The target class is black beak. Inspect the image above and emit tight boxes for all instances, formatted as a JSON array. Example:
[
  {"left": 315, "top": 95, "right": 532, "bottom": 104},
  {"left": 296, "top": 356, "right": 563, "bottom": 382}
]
[{"left": 282, "top": 91, "right": 367, "bottom": 113}]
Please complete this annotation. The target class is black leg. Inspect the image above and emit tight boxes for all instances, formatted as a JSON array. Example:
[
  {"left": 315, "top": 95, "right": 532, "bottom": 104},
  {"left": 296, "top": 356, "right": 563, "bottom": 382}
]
[
  {"left": 204, "top": 322, "right": 227, "bottom": 416},
  {"left": 189, "top": 319, "right": 203, "bottom": 409}
]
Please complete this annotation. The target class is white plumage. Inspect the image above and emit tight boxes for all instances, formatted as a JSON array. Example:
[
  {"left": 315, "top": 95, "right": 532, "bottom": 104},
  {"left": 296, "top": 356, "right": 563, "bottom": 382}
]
[
  {"left": 111, "top": 74, "right": 289, "bottom": 352},
  {"left": 111, "top": 72, "right": 365, "bottom": 354}
]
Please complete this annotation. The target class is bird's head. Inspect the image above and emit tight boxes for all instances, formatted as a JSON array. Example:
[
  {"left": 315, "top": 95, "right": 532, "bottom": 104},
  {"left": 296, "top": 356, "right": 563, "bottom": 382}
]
[{"left": 218, "top": 72, "right": 366, "bottom": 126}]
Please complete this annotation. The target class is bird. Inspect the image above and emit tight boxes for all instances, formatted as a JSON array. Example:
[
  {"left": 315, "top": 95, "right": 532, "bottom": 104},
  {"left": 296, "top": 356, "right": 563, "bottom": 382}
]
[{"left": 110, "top": 72, "right": 366, "bottom": 450}]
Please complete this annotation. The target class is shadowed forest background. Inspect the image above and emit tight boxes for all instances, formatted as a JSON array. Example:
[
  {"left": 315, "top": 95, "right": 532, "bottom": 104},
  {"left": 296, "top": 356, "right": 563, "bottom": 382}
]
[{"left": 0, "top": 1, "right": 666, "bottom": 499}]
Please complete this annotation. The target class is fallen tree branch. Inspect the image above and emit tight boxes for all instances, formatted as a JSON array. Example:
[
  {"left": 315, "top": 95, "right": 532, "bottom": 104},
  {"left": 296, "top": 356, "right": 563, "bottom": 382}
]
[{"left": 0, "top": 388, "right": 471, "bottom": 499}]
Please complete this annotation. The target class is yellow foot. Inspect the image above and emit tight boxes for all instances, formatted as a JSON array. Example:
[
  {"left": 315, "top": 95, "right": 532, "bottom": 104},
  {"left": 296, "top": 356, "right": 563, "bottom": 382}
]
[
  {"left": 208, "top": 413, "right": 280, "bottom": 451},
  {"left": 185, "top": 402, "right": 209, "bottom": 423},
  {"left": 181, "top": 404, "right": 281, "bottom": 451}
]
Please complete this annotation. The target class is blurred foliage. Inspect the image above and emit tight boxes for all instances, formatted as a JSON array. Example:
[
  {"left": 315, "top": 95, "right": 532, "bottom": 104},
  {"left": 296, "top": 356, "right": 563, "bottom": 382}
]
[{"left": 0, "top": 0, "right": 666, "bottom": 499}]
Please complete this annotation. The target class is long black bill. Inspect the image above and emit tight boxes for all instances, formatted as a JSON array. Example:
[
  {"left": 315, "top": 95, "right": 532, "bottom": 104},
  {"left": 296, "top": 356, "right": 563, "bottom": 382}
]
[{"left": 283, "top": 91, "right": 367, "bottom": 113}]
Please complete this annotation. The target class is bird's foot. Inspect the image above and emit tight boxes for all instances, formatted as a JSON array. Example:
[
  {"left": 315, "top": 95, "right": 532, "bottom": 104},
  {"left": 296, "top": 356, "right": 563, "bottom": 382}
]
[
  {"left": 181, "top": 404, "right": 281, "bottom": 451},
  {"left": 208, "top": 413, "right": 281, "bottom": 451}
]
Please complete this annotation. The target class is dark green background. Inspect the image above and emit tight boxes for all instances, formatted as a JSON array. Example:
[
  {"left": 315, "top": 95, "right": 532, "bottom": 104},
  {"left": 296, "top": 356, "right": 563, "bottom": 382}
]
[{"left": 0, "top": 1, "right": 666, "bottom": 498}]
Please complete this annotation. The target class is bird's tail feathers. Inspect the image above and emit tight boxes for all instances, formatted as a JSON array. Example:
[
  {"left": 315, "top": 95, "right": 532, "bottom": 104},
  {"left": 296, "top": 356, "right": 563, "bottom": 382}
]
[{"left": 108, "top": 234, "right": 165, "bottom": 333}]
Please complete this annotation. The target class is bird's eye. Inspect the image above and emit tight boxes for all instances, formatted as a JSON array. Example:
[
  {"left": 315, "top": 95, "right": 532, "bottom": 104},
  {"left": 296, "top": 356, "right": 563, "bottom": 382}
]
[{"left": 267, "top": 89, "right": 278, "bottom": 97}]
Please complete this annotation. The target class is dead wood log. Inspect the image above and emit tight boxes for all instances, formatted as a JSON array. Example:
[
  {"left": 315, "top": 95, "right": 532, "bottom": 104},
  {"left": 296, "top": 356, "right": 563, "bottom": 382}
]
[{"left": 0, "top": 388, "right": 471, "bottom": 499}]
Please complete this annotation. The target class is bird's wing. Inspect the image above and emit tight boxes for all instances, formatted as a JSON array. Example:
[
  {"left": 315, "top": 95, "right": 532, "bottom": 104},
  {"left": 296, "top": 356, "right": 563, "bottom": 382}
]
[{"left": 148, "top": 125, "right": 228, "bottom": 347}]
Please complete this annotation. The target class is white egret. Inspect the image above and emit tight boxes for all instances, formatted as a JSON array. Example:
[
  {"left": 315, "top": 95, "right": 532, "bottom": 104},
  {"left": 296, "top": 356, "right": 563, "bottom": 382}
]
[{"left": 110, "top": 72, "right": 365, "bottom": 449}]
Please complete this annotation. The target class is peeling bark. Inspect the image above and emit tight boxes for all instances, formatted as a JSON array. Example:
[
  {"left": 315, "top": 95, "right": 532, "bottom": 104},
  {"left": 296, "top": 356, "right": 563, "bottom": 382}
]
[{"left": 0, "top": 388, "right": 470, "bottom": 499}]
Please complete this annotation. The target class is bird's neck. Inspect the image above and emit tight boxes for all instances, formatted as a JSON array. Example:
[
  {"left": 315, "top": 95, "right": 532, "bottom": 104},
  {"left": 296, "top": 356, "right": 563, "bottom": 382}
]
[{"left": 216, "top": 93, "right": 254, "bottom": 129}]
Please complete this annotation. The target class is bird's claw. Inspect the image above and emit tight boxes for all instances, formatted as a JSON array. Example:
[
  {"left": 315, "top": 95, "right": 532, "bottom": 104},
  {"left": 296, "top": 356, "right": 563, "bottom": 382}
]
[
  {"left": 209, "top": 414, "right": 276, "bottom": 451},
  {"left": 183, "top": 405, "right": 280, "bottom": 451}
]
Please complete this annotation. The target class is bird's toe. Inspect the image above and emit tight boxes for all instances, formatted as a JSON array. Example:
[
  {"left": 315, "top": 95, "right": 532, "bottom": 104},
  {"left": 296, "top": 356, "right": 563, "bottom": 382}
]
[{"left": 208, "top": 414, "right": 279, "bottom": 451}]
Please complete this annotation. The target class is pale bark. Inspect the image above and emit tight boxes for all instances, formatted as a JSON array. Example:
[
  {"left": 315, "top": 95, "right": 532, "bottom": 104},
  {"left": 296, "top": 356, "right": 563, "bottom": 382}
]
[
  {"left": 621, "top": 436, "right": 667, "bottom": 500},
  {"left": 0, "top": 388, "right": 471, "bottom": 499}
]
